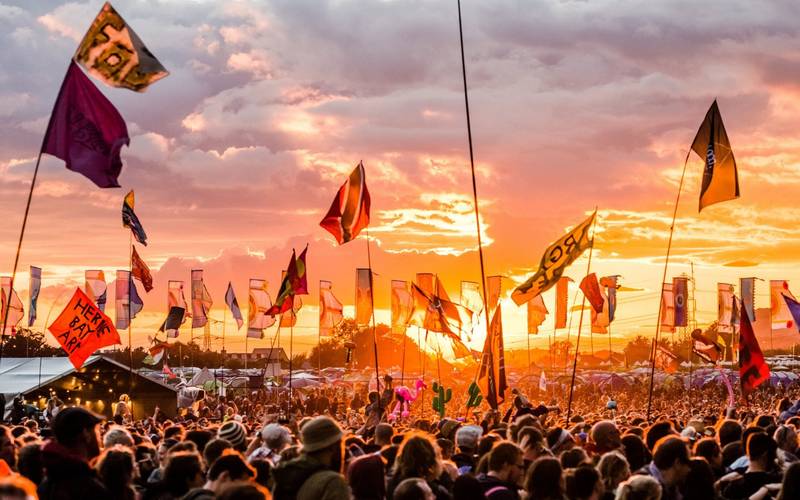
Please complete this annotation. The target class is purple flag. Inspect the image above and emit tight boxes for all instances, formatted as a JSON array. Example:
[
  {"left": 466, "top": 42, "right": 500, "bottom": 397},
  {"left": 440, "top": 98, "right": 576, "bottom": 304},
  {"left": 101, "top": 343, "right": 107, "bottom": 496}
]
[{"left": 42, "top": 61, "right": 129, "bottom": 188}]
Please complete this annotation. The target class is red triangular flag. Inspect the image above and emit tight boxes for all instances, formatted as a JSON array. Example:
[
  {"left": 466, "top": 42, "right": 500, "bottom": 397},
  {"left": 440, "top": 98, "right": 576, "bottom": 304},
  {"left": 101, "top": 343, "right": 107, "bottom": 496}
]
[
  {"left": 320, "top": 162, "right": 370, "bottom": 244},
  {"left": 739, "top": 304, "right": 770, "bottom": 393}
]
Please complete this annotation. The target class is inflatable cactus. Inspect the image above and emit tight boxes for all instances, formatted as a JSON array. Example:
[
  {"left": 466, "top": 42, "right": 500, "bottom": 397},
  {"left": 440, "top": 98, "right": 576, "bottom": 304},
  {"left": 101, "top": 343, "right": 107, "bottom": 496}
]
[
  {"left": 466, "top": 381, "right": 483, "bottom": 408},
  {"left": 431, "top": 381, "right": 452, "bottom": 418}
]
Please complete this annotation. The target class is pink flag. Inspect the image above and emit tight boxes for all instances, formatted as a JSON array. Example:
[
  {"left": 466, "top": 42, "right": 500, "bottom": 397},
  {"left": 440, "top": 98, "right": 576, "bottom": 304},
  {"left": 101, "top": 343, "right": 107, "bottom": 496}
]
[{"left": 42, "top": 61, "right": 129, "bottom": 188}]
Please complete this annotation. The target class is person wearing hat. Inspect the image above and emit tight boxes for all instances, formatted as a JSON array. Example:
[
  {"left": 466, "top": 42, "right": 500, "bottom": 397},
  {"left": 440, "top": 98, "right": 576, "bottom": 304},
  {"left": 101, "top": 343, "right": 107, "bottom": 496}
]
[
  {"left": 38, "top": 406, "right": 109, "bottom": 499},
  {"left": 247, "top": 423, "right": 292, "bottom": 464},
  {"left": 272, "top": 416, "right": 349, "bottom": 500},
  {"left": 217, "top": 421, "right": 247, "bottom": 452},
  {"left": 452, "top": 425, "right": 483, "bottom": 475}
]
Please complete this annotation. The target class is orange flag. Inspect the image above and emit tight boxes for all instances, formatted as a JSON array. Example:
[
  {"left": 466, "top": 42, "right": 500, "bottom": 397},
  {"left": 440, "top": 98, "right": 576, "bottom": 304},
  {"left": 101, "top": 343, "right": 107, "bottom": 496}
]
[
  {"left": 48, "top": 287, "right": 121, "bottom": 369},
  {"left": 555, "top": 277, "right": 570, "bottom": 329}
]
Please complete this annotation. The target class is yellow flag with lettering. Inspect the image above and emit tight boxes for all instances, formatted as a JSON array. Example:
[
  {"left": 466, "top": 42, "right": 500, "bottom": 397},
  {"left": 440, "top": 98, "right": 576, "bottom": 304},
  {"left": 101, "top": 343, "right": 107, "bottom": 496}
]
[{"left": 512, "top": 212, "right": 595, "bottom": 305}]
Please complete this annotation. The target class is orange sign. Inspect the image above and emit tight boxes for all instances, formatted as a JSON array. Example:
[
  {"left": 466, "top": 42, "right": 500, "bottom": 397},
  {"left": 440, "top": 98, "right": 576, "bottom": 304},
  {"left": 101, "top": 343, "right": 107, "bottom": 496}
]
[{"left": 48, "top": 288, "right": 121, "bottom": 369}]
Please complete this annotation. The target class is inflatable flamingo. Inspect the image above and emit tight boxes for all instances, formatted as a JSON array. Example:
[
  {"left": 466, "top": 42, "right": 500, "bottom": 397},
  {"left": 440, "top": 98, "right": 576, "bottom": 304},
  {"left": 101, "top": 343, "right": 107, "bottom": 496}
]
[{"left": 388, "top": 379, "right": 427, "bottom": 421}]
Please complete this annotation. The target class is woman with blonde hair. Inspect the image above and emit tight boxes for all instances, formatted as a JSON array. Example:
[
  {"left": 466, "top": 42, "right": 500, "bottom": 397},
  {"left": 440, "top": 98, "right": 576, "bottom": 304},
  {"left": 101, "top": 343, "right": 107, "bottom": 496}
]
[
  {"left": 597, "top": 451, "right": 630, "bottom": 499},
  {"left": 614, "top": 475, "right": 661, "bottom": 500},
  {"left": 387, "top": 432, "right": 451, "bottom": 500}
]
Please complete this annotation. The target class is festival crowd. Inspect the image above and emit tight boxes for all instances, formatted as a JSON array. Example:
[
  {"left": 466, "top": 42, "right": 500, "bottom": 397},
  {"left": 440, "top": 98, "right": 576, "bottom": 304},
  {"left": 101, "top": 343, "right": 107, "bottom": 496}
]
[{"left": 0, "top": 376, "right": 799, "bottom": 499}]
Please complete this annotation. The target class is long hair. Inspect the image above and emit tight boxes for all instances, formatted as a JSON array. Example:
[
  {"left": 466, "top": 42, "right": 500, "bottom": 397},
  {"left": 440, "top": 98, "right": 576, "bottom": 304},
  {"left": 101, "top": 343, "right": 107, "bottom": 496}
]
[{"left": 393, "top": 432, "right": 442, "bottom": 482}]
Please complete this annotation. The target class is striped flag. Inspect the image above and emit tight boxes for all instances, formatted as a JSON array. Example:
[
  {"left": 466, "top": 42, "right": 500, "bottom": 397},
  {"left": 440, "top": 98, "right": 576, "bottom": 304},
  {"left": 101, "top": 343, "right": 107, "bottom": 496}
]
[
  {"left": 225, "top": 282, "right": 244, "bottom": 329},
  {"left": 320, "top": 161, "right": 370, "bottom": 245}
]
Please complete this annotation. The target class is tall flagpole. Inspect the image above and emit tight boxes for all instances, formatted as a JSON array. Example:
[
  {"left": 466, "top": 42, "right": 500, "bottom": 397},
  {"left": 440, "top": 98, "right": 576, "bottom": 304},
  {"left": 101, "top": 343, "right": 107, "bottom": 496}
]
[
  {"left": 565, "top": 210, "right": 598, "bottom": 424},
  {"left": 365, "top": 229, "right": 382, "bottom": 412},
  {"left": 457, "top": 0, "right": 494, "bottom": 394},
  {"left": 646, "top": 150, "right": 692, "bottom": 421},
  {"left": 128, "top": 233, "right": 134, "bottom": 404}
]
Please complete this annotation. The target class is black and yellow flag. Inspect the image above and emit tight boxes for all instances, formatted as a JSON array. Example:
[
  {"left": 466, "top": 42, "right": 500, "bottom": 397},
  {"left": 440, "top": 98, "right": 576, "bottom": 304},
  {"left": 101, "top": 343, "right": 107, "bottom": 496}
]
[
  {"left": 691, "top": 100, "right": 739, "bottom": 211},
  {"left": 511, "top": 212, "right": 595, "bottom": 305}
]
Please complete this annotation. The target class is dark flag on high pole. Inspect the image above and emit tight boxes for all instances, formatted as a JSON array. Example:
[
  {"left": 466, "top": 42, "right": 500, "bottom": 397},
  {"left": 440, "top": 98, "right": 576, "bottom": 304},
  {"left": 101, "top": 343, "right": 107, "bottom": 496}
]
[
  {"left": 122, "top": 190, "right": 147, "bottom": 245},
  {"left": 477, "top": 306, "right": 507, "bottom": 409},
  {"left": 739, "top": 303, "right": 770, "bottom": 393},
  {"left": 41, "top": 62, "right": 130, "bottom": 188},
  {"left": 320, "top": 162, "right": 370, "bottom": 245},
  {"left": 691, "top": 100, "right": 739, "bottom": 211}
]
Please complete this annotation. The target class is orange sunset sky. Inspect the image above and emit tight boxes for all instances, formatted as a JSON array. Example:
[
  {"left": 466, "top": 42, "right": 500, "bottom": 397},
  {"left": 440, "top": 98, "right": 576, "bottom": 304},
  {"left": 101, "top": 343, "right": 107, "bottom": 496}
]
[{"left": 2, "top": 1, "right": 800, "bottom": 357}]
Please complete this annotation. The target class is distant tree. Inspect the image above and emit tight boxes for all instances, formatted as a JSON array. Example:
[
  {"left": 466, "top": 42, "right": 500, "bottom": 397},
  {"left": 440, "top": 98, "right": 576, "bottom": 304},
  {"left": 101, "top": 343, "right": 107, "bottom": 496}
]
[
  {"left": 3, "top": 328, "right": 64, "bottom": 357},
  {"left": 624, "top": 335, "right": 652, "bottom": 365}
]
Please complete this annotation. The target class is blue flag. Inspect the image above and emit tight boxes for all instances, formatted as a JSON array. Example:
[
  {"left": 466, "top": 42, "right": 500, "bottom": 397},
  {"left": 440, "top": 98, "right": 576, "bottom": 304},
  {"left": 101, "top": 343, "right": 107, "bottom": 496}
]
[
  {"left": 130, "top": 279, "right": 144, "bottom": 319},
  {"left": 783, "top": 294, "right": 800, "bottom": 333},
  {"left": 225, "top": 282, "right": 244, "bottom": 329},
  {"left": 122, "top": 190, "right": 147, "bottom": 245}
]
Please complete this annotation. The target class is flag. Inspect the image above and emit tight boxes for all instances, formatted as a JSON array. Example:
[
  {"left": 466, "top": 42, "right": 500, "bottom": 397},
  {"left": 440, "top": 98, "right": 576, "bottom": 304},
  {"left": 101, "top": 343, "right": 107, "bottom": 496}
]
[
  {"left": 739, "top": 304, "right": 770, "bottom": 393},
  {"left": 771, "top": 280, "right": 796, "bottom": 330},
  {"left": 391, "top": 280, "right": 413, "bottom": 334},
  {"left": 487, "top": 276, "right": 503, "bottom": 312},
  {"left": 28, "top": 266, "right": 41, "bottom": 327},
  {"left": 267, "top": 247, "right": 308, "bottom": 316},
  {"left": 555, "top": 277, "right": 570, "bottom": 329},
  {"left": 691, "top": 100, "right": 739, "bottom": 211},
  {"left": 600, "top": 276, "right": 620, "bottom": 322},
  {"left": 660, "top": 283, "right": 675, "bottom": 333},
  {"left": 784, "top": 295, "right": 800, "bottom": 334},
  {"left": 477, "top": 306, "right": 507, "bottom": 409},
  {"left": 691, "top": 328, "right": 722, "bottom": 364},
  {"left": 74, "top": 2, "right": 168, "bottom": 92},
  {"left": 673, "top": 277, "right": 689, "bottom": 327},
  {"left": 85, "top": 270, "right": 107, "bottom": 312},
  {"left": 48, "top": 287, "right": 121, "bottom": 369},
  {"left": 417, "top": 273, "right": 435, "bottom": 296},
  {"left": 740, "top": 277, "right": 756, "bottom": 323},
  {"left": 655, "top": 345, "right": 680, "bottom": 373},
  {"left": 411, "top": 279, "right": 467, "bottom": 335},
  {"left": 122, "top": 190, "right": 147, "bottom": 246},
  {"left": 539, "top": 370, "right": 547, "bottom": 392},
  {"left": 527, "top": 295, "right": 548, "bottom": 334},
  {"left": 131, "top": 246, "right": 153, "bottom": 292},
  {"left": 41, "top": 61, "right": 129, "bottom": 188},
  {"left": 144, "top": 339, "right": 170, "bottom": 365},
  {"left": 320, "top": 161, "right": 370, "bottom": 244},
  {"left": 191, "top": 270, "right": 213, "bottom": 328},
  {"left": 115, "top": 270, "right": 142, "bottom": 329},
  {"left": 320, "top": 280, "right": 344, "bottom": 336},
  {"left": 579, "top": 273, "right": 604, "bottom": 313},
  {"left": 460, "top": 281, "right": 483, "bottom": 318},
  {"left": 512, "top": 212, "right": 595, "bottom": 305},
  {"left": 163, "top": 360, "right": 177, "bottom": 379},
  {"left": 355, "top": 268, "right": 373, "bottom": 325},
  {"left": 718, "top": 283, "right": 735, "bottom": 333},
  {"left": 159, "top": 306, "right": 185, "bottom": 338},
  {"left": 0, "top": 278, "right": 24, "bottom": 335},
  {"left": 248, "top": 279, "right": 275, "bottom": 339},
  {"left": 590, "top": 283, "right": 610, "bottom": 334},
  {"left": 168, "top": 280, "right": 189, "bottom": 323},
  {"left": 279, "top": 290, "right": 302, "bottom": 328},
  {"left": 225, "top": 282, "right": 244, "bottom": 329}
]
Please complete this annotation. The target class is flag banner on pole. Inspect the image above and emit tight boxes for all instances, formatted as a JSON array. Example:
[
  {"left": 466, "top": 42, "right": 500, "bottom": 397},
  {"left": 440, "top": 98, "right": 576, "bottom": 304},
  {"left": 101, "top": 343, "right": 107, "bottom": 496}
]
[
  {"left": 320, "top": 280, "right": 343, "bottom": 336},
  {"left": 460, "top": 281, "right": 483, "bottom": 319},
  {"left": 114, "top": 270, "right": 142, "bottom": 330},
  {"left": 85, "top": 270, "right": 107, "bottom": 312},
  {"left": 770, "top": 280, "right": 796, "bottom": 330},
  {"left": 487, "top": 275, "right": 503, "bottom": 312},
  {"left": 42, "top": 61, "right": 129, "bottom": 188},
  {"left": 122, "top": 190, "right": 147, "bottom": 246},
  {"left": 74, "top": 2, "right": 169, "bottom": 92},
  {"left": 512, "top": 212, "right": 595, "bottom": 305},
  {"left": 783, "top": 295, "right": 800, "bottom": 333},
  {"left": 718, "top": 283, "right": 735, "bottom": 332},
  {"left": 600, "top": 276, "right": 620, "bottom": 322},
  {"left": 660, "top": 283, "right": 675, "bottom": 333},
  {"left": 267, "top": 247, "right": 308, "bottom": 316},
  {"left": 538, "top": 370, "right": 547, "bottom": 392},
  {"left": 739, "top": 305, "right": 770, "bottom": 393},
  {"left": 477, "top": 306, "right": 507, "bottom": 409},
  {"left": 416, "top": 273, "right": 435, "bottom": 296},
  {"left": 248, "top": 279, "right": 274, "bottom": 339},
  {"left": 527, "top": 295, "right": 548, "bottom": 334},
  {"left": 0, "top": 277, "right": 24, "bottom": 335},
  {"left": 225, "top": 282, "right": 244, "bottom": 330},
  {"left": 740, "top": 277, "right": 756, "bottom": 323},
  {"left": 159, "top": 306, "right": 185, "bottom": 338},
  {"left": 320, "top": 161, "right": 370, "bottom": 245},
  {"left": 691, "top": 100, "right": 739, "bottom": 211},
  {"left": 48, "top": 287, "right": 120, "bottom": 369},
  {"left": 410, "top": 284, "right": 463, "bottom": 335},
  {"left": 390, "top": 280, "right": 413, "bottom": 334},
  {"left": 579, "top": 273, "right": 604, "bottom": 313},
  {"left": 191, "top": 269, "right": 213, "bottom": 328},
  {"left": 590, "top": 283, "right": 609, "bottom": 334},
  {"left": 555, "top": 277, "right": 570, "bottom": 329},
  {"left": 355, "top": 268, "right": 373, "bottom": 326},
  {"left": 144, "top": 339, "right": 170, "bottom": 365},
  {"left": 131, "top": 246, "right": 153, "bottom": 292},
  {"left": 168, "top": 281, "right": 189, "bottom": 318},
  {"left": 691, "top": 328, "right": 722, "bottom": 364},
  {"left": 279, "top": 275, "right": 302, "bottom": 328},
  {"left": 673, "top": 277, "right": 688, "bottom": 327},
  {"left": 28, "top": 266, "right": 42, "bottom": 327},
  {"left": 434, "top": 278, "right": 463, "bottom": 332},
  {"left": 655, "top": 345, "right": 680, "bottom": 373}
]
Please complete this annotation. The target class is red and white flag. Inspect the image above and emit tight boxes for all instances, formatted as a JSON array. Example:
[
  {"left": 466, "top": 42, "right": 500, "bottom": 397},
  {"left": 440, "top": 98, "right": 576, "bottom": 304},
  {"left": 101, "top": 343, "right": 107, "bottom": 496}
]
[{"left": 320, "top": 161, "right": 370, "bottom": 245}]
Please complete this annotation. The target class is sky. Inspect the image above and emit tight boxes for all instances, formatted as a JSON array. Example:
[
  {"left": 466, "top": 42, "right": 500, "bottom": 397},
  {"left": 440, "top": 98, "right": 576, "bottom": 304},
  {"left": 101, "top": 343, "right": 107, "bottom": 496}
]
[{"left": 2, "top": 0, "right": 800, "bottom": 357}]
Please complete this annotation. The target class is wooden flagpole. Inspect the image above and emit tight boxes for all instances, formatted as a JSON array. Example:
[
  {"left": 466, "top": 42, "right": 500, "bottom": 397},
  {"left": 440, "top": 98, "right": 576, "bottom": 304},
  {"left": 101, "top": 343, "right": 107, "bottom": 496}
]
[
  {"left": 565, "top": 210, "right": 598, "bottom": 424},
  {"left": 646, "top": 150, "right": 692, "bottom": 422},
  {"left": 457, "top": 0, "right": 494, "bottom": 403}
]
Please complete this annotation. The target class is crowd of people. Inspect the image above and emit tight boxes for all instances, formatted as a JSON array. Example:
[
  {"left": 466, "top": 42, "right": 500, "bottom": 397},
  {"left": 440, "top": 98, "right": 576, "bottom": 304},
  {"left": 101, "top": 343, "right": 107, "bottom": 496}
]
[{"left": 0, "top": 375, "right": 799, "bottom": 499}]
